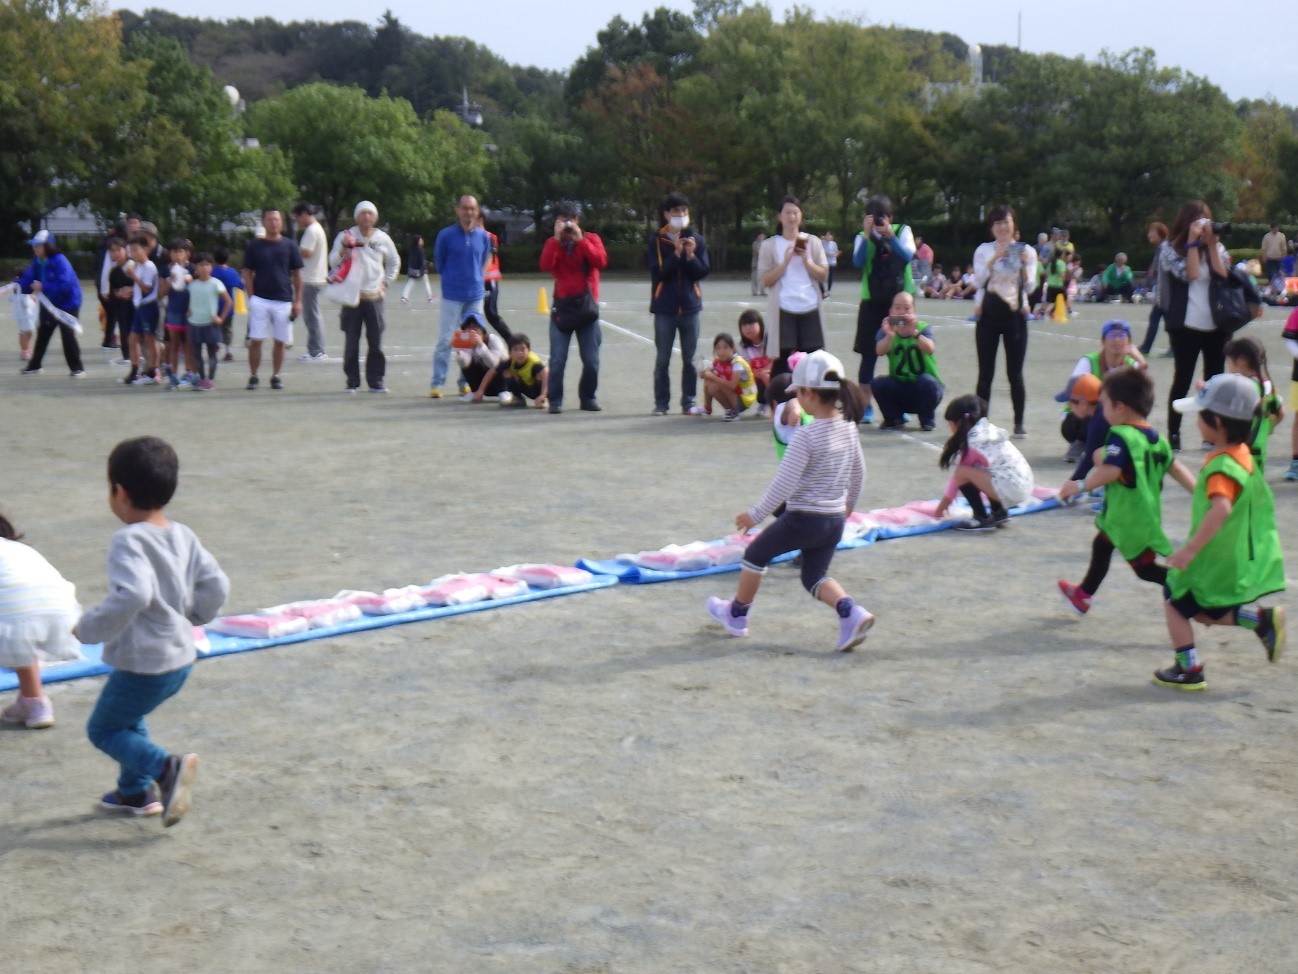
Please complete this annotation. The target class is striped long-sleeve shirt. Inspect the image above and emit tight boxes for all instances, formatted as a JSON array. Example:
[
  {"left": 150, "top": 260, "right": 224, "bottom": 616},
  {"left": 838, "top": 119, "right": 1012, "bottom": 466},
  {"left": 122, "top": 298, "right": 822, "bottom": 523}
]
[{"left": 748, "top": 417, "right": 865, "bottom": 523}]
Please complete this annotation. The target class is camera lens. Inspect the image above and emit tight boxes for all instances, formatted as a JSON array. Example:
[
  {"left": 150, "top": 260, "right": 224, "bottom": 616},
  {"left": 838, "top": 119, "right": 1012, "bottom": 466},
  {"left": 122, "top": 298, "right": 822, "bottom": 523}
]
[{"left": 1212, "top": 221, "right": 1232, "bottom": 237}]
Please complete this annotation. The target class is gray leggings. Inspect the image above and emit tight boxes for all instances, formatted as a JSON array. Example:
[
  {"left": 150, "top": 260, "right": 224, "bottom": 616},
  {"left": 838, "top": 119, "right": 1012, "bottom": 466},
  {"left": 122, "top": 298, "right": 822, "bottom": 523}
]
[{"left": 741, "top": 510, "right": 846, "bottom": 595}]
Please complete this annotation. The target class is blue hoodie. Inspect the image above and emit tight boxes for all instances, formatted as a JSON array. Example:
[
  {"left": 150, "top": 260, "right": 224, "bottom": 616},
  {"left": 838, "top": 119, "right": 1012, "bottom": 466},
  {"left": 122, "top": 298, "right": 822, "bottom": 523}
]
[{"left": 20, "top": 252, "right": 82, "bottom": 313}]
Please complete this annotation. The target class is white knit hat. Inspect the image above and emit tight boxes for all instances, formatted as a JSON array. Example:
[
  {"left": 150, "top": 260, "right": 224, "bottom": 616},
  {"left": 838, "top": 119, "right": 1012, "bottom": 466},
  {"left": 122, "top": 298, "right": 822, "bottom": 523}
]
[{"left": 354, "top": 200, "right": 378, "bottom": 220}]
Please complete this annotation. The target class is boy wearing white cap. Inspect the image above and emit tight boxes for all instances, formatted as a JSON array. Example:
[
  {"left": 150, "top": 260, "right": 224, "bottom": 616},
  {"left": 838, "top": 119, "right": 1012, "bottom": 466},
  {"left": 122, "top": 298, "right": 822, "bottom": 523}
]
[
  {"left": 1157, "top": 374, "right": 1287, "bottom": 689},
  {"left": 329, "top": 201, "right": 399, "bottom": 392},
  {"left": 706, "top": 350, "right": 876, "bottom": 652}
]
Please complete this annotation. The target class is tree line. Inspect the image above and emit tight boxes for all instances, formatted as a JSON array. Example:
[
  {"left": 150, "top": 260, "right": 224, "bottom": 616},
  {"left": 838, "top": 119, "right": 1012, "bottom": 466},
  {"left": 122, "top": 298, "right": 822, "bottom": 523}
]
[{"left": 4, "top": 0, "right": 1298, "bottom": 267}]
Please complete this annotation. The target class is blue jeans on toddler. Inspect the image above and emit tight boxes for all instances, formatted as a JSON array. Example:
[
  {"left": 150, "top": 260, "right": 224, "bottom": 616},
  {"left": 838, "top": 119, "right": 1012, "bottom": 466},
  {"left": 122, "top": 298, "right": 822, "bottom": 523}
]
[{"left": 87, "top": 665, "right": 192, "bottom": 796}]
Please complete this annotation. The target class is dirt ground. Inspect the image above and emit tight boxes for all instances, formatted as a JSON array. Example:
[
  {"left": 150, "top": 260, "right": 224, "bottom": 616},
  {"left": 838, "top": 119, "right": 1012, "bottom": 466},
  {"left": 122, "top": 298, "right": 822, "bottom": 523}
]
[{"left": 2, "top": 274, "right": 1297, "bottom": 974}]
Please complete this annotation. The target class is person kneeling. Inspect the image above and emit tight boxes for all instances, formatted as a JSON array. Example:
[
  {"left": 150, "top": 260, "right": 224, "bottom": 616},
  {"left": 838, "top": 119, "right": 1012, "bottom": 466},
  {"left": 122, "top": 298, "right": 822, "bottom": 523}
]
[{"left": 869, "top": 293, "right": 943, "bottom": 431}]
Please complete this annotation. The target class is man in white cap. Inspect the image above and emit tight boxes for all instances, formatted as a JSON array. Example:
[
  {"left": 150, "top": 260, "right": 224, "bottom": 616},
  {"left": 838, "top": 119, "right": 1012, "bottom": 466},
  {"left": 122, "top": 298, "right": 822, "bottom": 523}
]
[
  {"left": 241, "top": 207, "right": 303, "bottom": 390},
  {"left": 429, "top": 194, "right": 491, "bottom": 397},
  {"left": 329, "top": 200, "right": 400, "bottom": 393}
]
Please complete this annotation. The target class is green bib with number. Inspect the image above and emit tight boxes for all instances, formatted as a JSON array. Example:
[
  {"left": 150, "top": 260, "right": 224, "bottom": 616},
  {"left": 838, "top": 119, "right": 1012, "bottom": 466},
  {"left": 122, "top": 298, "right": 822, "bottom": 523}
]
[
  {"left": 1094, "top": 424, "right": 1174, "bottom": 559},
  {"left": 885, "top": 326, "right": 941, "bottom": 385}
]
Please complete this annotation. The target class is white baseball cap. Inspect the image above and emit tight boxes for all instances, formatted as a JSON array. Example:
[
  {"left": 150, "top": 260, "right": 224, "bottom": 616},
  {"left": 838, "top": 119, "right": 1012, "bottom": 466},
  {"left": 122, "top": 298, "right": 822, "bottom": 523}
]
[
  {"left": 28, "top": 229, "right": 54, "bottom": 247},
  {"left": 1172, "top": 373, "right": 1260, "bottom": 421},
  {"left": 790, "top": 349, "right": 847, "bottom": 391}
]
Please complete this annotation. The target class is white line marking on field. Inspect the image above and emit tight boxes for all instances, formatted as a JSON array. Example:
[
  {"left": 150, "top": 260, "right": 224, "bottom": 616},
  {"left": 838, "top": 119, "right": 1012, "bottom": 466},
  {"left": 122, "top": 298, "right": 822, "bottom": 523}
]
[
  {"left": 898, "top": 432, "right": 942, "bottom": 453},
  {"left": 598, "top": 318, "right": 656, "bottom": 346}
]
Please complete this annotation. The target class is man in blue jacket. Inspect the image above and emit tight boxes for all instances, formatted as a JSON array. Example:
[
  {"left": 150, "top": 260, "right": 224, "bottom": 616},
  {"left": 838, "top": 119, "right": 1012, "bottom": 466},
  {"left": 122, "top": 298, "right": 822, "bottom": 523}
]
[
  {"left": 19, "top": 230, "right": 84, "bottom": 377},
  {"left": 648, "top": 191, "right": 710, "bottom": 416},
  {"left": 430, "top": 195, "right": 491, "bottom": 398}
]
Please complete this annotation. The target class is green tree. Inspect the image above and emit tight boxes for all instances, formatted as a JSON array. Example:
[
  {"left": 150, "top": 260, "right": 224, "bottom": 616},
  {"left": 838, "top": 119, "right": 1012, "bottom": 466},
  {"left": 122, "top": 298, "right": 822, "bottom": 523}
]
[
  {"left": 248, "top": 83, "right": 489, "bottom": 234},
  {"left": 489, "top": 115, "right": 585, "bottom": 231},
  {"left": 566, "top": 8, "right": 700, "bottom": 109}
]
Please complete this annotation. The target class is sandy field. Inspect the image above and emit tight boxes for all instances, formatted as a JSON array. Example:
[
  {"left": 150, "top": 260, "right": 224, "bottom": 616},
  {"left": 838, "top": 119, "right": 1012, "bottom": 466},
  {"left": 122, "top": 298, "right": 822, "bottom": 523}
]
[{"left": 2, "top": 274, "right": 1297, "bottom": 973}]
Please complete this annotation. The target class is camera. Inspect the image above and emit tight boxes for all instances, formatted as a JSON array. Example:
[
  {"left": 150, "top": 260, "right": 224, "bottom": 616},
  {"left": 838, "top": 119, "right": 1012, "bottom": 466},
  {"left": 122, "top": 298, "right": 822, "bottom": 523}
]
[{"left": 1212, "top": 221, "right": 1232, "bottom": 237}]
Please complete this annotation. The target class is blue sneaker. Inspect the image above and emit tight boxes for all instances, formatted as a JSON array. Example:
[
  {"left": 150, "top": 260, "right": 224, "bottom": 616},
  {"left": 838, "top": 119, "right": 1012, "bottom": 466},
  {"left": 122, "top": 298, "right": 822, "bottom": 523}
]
[
  {"left": 99, "top": 786, "right": 162, "bottom": 816},
  {"left": 706, "top": 596, "right": 748, "bottom": 637},
  {"left": 861, "top": 405, "right": 875, "bottom": 425},
  {"left": 1285, "top": 459, "right": 1298, "bottom": 482}
]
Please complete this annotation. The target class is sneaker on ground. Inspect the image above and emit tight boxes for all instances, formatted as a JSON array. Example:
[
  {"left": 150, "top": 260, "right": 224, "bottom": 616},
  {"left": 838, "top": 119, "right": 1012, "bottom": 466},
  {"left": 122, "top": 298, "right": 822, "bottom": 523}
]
[
  {"left": 1013, "top": 424, "right": 1027, "bottom": 438},
  {"left": 920, "top": 422, "right": 937, "bottom": 432},
  {"left": 270, "top": 375, "right": 283, "bottom": 390},
  {"left": 158, "top": 752, "right": 199, "bottom": 827},
  {"left": 196, "top": 379, "right": 215, "bottom": 391},
  {"left": 178, "top": 372, "right": 196, "bottom": 386},
  {"left": 756, "top": 404, "right": 768, "bottom": 418},
  {"left": 458, "top": 382, "right": 471, "bottom": 395},
  {"left": 1064, "top": 441, "right": 1085, "bottom": 465},
  {"left": 580, "top": 402, "right": 602, "bottom": 412},
  {"left": 724, "top": 408, "right": 740, "bottom": 422},
  {"left": 222, "top": 351, "right": 234, "bottom": 362},
  {"left": 246, "top": 375, "right": 259, "bottom": 390},
  {"left": 131, "top": 374, "right": 156, "bottom": 385},
  {"left": 428, "top": 387, "right": 442, "bottom": 398},
  {"left": 836, "top": 605, "right": 875, "bottom": 652},
  {"left": 69, "top": 370, "right": 85, "bottom": 378},
  {"left": 1154, "top": 663, "right": 1205, "bottom": 691},
  {"left": 990, "top": 508, "right": 1011, "bottom": 528},
  {"left": 1, "top": 694, "right": 54, "bottom": 728},
  {"left": 297, "top": 352, "right": 315, "bottom": 361},
  {"left": 549, "top": 404, "right": 562, "bottom": 414},
  {"left": 368, "top": 386, "right": 388, "bottom": 394},
  {"left": 1258, "top": 606, "right": 1286, "bottom": 663},
  {"left": 955, "top": 515, "right": 998, "bottom": 532},
  {"left": 18, "top": 368, "right": 41, "bottom": 376},
  {"left": 706, "top": 596, "right": 748, "bottom": 637},
  {"left": 685, "top": 405, "right": 703, "bottom": 416},
  {"left": 881, "top": 419, "right": 906, "bottom": 431},
  {"left": 1285, "top": 459, "right": 1298, "bottom": 482},
  {"left": 460, "top": 392, "right": 475, "bottom": 402},
  {"left": 99, "top": 786, "right": 163, "bottom": 817},
  {"left": 1057, "top": 580, "right": 1092, "bottom": 616},
  {"left": 861, "top": 405, "right": 875, "bottom": 424},
  {"left": 499, "top": 391, "right": 515, "bottom": 406}
]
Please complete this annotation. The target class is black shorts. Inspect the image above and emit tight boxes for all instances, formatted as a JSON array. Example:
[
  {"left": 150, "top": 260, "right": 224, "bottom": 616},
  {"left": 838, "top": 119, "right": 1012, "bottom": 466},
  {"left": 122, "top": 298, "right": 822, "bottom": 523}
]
[
  {"left": 1164, "top": 587, "right": 1235, "bottom": 622},
  {"left": 778, "top": 309, "right": 824, "bottom": 353}
]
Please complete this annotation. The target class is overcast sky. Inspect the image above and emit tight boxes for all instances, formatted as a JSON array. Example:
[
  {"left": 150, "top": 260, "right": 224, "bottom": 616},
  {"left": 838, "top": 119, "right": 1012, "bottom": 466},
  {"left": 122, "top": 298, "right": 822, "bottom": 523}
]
[{"left": 116, "top": 0, "right": 1292, "bottom": 104}]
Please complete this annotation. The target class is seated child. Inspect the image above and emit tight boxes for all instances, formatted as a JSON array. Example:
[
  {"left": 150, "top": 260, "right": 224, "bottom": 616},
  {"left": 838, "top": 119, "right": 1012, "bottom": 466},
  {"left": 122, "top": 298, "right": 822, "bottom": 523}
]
[
  {"left": 1155, "top": 374, "right": 1286, "bottom": 690},
  {"left": 737, "top": 310, "right": 772, "bottom": 412},
  {"left": 455, "top": 312, "right": 509, "bottom": 402},
  {"left": 923, "top": 264, "right": 948, "bottom": 299},
  {"left": 700, "top": 332, "right": 758, "bottom": 421},
  {"left": 932, "top": 394, "right": 1034, "bottom": 531},
  {"left": 494, "top": 332, "right": 549, "bottom": 409}
]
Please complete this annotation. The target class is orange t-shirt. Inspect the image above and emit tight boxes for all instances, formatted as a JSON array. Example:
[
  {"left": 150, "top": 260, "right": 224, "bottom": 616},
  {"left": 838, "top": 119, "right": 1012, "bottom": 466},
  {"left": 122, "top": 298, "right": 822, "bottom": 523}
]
[{"left": 1204, "top": 442, "right": 1253, "bottom": 504}]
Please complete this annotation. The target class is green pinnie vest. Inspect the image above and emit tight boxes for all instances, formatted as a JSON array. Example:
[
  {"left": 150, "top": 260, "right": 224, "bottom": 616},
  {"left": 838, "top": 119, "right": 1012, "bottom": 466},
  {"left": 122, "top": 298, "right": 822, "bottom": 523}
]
[
  {"left": 857, "top": 225, "right": 915, "bottom": 303},
  {"left": 1166, "top": 448, "right": 1285, "bottom": 608},
  {"left": 886, "top": 326, "right": 942, "bottom": 385},
  {"left": 1094, "top": 424, "right": 1174, "bottom": 560}
]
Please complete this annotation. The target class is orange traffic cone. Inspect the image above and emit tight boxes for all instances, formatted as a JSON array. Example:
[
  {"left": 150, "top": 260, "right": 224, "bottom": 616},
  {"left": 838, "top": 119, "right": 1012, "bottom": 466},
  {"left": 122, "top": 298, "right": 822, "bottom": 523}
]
[
  {"left": 1051, "top": 294, "right": 1068, "bottom": 323},
  {"left": 535, "top": 287, "right": 550, "bottom": 315}
]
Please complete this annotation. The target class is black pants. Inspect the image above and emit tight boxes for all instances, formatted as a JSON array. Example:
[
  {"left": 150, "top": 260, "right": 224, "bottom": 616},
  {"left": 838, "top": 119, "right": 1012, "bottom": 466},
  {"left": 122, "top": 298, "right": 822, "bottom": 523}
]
[
  {"left": 340, "top": 299, "right": 386, "bottom": 390},
  {"left": 854, "top": 301, "right": 889, "bottom": 385},
  {"left": 483, "top": 280, "right": 511, "bottom": 341},
  {"left": 1080, "top": 532, "right": 1168, "bottom": 596},
  {"left": 974, "top": 293, "right": 1028, "bottom": 426},
  {"left": 105, "top": 298, "right": 133, "bottom": 352},
  {"left": 741, "top": 510, "right": 846, "bottom": 596},
  {"left": 1139, "top": 304, "right": 1163, "bottom": 354},
  {"left": 462, "top": 360, "right": 505, "bottom": 397},
  {"left": 28, "top": 308, "right": 83, "bottom": 372},
  {"left": 1166, "top": 328, "right": 1226, "bottom": 438},
  {"left": 1101, "top": 283, "right": 1134, "bottom": 302}
]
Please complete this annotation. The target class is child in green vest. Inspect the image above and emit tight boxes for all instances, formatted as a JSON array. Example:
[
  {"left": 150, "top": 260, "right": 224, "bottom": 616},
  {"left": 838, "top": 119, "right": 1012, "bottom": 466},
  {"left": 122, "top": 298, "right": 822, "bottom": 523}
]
[
  {"left": 1223, "top": 335, "right": 1284, "bottom": 473},
  {"left": 1156, "top": 374, "right": 1287, "bottom": 690},
  {"left": 1056, "top": 368, "right": 1195, "bottom": 614}
]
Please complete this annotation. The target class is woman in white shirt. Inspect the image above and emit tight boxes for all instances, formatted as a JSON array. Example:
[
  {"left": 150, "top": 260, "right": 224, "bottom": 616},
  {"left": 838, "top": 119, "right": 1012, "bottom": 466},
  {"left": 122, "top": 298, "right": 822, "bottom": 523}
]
[
  {"left": 1159, "top": 200, "right": 1230, "bottom": 451},
  {"left": 757, "top": 196, "right": 829, "bottom": 373},
  {"left": 972, "top": 205, "right": 1037, "bottom": 437}
]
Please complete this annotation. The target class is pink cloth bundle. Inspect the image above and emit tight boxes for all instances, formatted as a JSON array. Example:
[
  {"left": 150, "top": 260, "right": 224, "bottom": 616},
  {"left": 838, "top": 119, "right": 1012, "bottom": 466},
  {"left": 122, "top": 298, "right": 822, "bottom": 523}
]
[
  {"left": 270, "top": 600, "right": 364, "bottom": 629},
  {"left": 192, "top": 626, "right": 211, "bottom": 654},
  {"left": 334, "top": 589, "right": 427, "bottom": 616},
  {"left": 460, "top": 573, "right": 531, "bottom": 599},
  {"left": 208, "top": 614, "right": 312, "bottom": 639},
  {"left": 496, "top": 564, "right": 594, "bottom": 589},
  {"left": 418, "top": 575, "right": 490, "bottom": 607}
]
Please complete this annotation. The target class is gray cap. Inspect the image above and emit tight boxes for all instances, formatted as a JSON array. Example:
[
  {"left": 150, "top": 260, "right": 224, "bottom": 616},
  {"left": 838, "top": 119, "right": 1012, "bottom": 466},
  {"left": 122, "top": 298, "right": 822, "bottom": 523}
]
[{"left": 1172, "top": 373, "right": 1260, "bottom": 421}]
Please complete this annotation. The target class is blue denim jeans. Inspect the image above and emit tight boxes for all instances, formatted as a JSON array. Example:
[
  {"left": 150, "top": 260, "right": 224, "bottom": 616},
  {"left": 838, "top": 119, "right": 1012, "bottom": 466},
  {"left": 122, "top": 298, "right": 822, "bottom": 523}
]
[
  {"left": 870, "top": 374, "right": 944, "bottom": 426},
  {"left": 652, "top": 312, "right": 700, "bottom": 411},
  {"left": 548, "top": 319, "right": 601, "bottom": 407},
  {"left": 87, "top": 664, "right": 192, "bottom": 796},
  {"left": 432, "top": 297, "right": 484, "bottom": 388}
]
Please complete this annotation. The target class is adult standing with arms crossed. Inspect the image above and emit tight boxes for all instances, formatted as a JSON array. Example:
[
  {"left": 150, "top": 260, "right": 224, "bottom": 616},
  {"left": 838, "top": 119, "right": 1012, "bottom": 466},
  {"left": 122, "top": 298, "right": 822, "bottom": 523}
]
[
  {"left": 292, "top": 202, "right": 329, "bottom": 362},
  {"left": 971, "top": 205, "right": 1036, "bottom": 436},
  {"left": 430, "top": 195, "right": 491, "bottom": 398},
  {"left": 540, "top": 201, "right": 608, "bottom": 414},
  {"left": 241, "top": 208, "right": 303, "bottom": 391},
  {"left": 648, "top": 191, "right": 710, "bottom": 416},
  {"left": 330, "top": 200, "right": 400, "bottom": 394},
  {"left": 852, "top": 196, "right": 915, "bottom": 424},
  {"left": 756, "top": 196, "right": 829, "bottom": 375}
]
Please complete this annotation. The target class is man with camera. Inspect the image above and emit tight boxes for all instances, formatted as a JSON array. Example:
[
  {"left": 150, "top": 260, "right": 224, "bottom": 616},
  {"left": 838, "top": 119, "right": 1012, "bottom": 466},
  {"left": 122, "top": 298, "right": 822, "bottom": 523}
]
[
  {"left": 539, "top": 201, "right": 608, "bottom": 414},
  {"left": 852, "top": 195, "right": 916, "bottom": 424},
  {"left": 870, "top": 291, "right": 943, "bottom": 432},
  {"left": 648, "top": 191, "right": 710, "bottom": 416},
  {"left": 430, "top": 195, "right": 492, "bottom": 398}
]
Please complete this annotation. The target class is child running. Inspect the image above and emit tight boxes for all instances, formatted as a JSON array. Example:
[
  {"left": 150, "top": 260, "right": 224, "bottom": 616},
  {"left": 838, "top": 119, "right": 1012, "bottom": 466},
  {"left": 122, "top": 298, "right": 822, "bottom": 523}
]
[
  {"left": 699, "top": 332, "right": 758, "bottom": 421},
  {"left": 932, "top": 395, "right": 1034, "bottom": 530},
  {"left": 1155, "top": 374, "right": 1286, "bottom": 689},
  {"left": 705, "top": 350, "right": 874, "bottom": 651},
  {"left": 1055, "top": 367, "right": 1195, "bottom": 614},
  {"left": 76, "top": 437, "right": 229, "bottom": 823},
  {"left": 1223, "top": 335, "right": 1284, "bottom": 473},
  {"left": 0, "top": 511, "right": 82, "bottom": 729}
]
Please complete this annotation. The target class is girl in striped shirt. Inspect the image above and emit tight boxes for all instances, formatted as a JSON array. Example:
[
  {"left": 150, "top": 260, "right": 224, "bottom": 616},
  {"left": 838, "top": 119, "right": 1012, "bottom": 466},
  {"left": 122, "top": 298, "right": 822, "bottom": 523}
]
[
  {"left": 0, "top": 512, "right": 81, "bottom": 729},
  {"left": 707, "top": 350, "right": 876, "bottom": 651}
]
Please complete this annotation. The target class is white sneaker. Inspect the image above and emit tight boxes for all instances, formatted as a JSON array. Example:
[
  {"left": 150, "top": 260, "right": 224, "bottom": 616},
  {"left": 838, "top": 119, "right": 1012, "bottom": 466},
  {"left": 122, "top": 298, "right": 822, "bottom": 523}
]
[
  {"left": 498, "top": 391, "right": 515, "bottom": 406},
  {"left": 1, "top": 694, "right": 54, "bottom": 729},
  {"left": 459, "top": 393, "right": 475, "bottom": 402}
]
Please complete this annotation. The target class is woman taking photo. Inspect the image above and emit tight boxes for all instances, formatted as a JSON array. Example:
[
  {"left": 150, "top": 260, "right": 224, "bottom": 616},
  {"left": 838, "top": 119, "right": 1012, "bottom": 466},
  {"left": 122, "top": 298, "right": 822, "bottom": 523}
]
[
  {"left": 971, "top": 205, "right": 1036, "bottom": 436},
  {"left": 17, "top": 230, "right": 83, "bottom": 377},
  {"left": 1160, "top": 200, "right": 1230, "bottom": 451},
  {"left": 756, "top": 196, "right": 829, "bottom": 374}
]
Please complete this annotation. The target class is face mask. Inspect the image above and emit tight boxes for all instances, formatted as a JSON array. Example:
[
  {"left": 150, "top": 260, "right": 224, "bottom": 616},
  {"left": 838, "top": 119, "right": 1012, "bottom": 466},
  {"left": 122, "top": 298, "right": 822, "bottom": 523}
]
[{"left": 669, "top": 215, "right": 689, "bottom": 230}]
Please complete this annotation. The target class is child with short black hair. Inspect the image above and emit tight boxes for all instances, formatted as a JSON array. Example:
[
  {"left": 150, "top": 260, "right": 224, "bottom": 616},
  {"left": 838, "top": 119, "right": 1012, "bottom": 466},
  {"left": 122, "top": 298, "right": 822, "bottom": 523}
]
[
  {"left": 932, "top": 394, "right": 1034, "bottom": 530},
  {"left": 210, "top": 245, "right": 244, "bottom": 362},
  {"left": 706, "top": 351, "right": 874, "bottom": 651},
  {"left": 737, "top": 310, "right": 771, "bottom": 413},
  {"left": 103, "top": 237, "right": 134, "bottom": 360},
  {"left": 76, "top": 436, "right": 229, "bottom": 824},
  {"left": 186, "top": 253, "right": 233, "bottom": 391},
  {"left": 700, "top": 332, "right": 757, "bottom": 421},
  {"left": 162, "top": 238, "right": 193, "bottom": 389},
  {"left": 1155, "top": 374, "right": 1287, "bottom": 689},
  {"left": 498, "top": 333, "right": 549, "bottom": 409},
  {"left": 1223, "top": 334, "right": 1284, "bottom": 472},
  {"left": 1056, "top": 367, "right": 1195, "bottom": 614},
  {"left": 123, "top": 234, "right": 160, "bottom": 384}
]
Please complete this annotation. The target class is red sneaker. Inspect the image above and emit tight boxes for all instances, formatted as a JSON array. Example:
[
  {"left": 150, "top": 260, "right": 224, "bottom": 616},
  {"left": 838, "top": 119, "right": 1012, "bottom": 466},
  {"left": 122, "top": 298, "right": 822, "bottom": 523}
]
[{"left": 1057, "top": 580, "right": 1092, "bottom": 616}]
